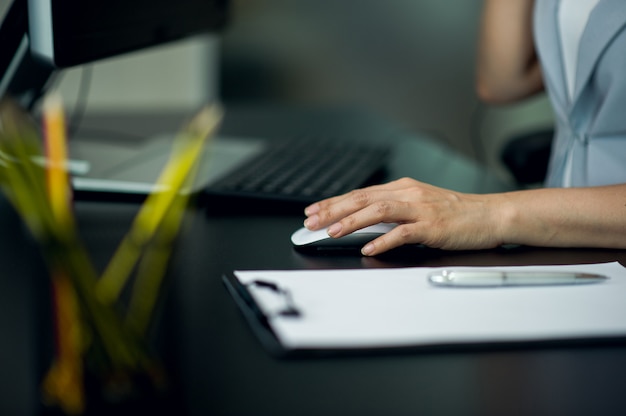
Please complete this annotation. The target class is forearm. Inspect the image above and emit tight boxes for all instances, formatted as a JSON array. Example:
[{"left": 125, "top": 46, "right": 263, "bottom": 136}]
[
  {"left": 305, "top": 179, "right": 626, "bottom": 255},
  {"left": 476, "top": 0, "right": 544, "bottom": 103},
  {"left": 494, "top": 185, "right": 626, "bottom": 248}
]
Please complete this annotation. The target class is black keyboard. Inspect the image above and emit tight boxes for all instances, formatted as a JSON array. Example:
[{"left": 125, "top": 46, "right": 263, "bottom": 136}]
[{"left": 203, "top": 138, "right": 390, "bottom": 212}]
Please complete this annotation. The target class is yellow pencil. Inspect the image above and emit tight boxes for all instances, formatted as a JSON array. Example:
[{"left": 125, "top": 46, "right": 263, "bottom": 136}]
[
  {"left": 97, "top": 104, "right": 222, "bottom": 306},
  {"left": 42, "top": 92, "right": 73, "bottom": 229},
  {"left": 41, "top": 93, "right": 85, "bottom": 415}
]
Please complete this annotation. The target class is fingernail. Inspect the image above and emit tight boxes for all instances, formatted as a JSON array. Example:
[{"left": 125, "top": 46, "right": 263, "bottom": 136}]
[
  {"left": 361, "top": 243, "right": 375, "bottom": 256},
  {"left": 304, "top": 203, "right": 320, "bottom": 216},
  {"left": 304, "top": 215, "right": 319, "bottom": 229},
  {"left": 327, "top": 222, "right": 342, "bottom": 237}
]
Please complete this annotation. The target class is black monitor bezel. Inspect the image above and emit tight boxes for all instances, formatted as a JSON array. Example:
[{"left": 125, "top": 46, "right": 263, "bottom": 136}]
[
  {"left": 28, "top": 0, "right": 229, "bottom": 68},
  {"left": 1, "top": 0, "right": 229, "bottom": 109}
]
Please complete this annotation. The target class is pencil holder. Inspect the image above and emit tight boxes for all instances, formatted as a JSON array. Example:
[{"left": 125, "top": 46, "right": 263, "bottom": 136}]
[{"left": 0, "top": 96, "right": 221, "bottom": 415}]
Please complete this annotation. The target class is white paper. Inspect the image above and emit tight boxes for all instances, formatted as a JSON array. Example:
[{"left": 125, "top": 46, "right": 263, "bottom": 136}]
[{"left": 234, "top": 262, "right": 626, "bottom": 349}]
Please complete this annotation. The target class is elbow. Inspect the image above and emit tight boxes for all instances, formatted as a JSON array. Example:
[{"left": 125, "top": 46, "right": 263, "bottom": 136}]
[
  {"left": 475, "top": 64, "right": 544, "bottom": 105},
  {"left": 476, "top": 81, "right": 500, "bottom": 104},
  {"left": 475, "top": 77, "right": 517, "bottom": 105}
]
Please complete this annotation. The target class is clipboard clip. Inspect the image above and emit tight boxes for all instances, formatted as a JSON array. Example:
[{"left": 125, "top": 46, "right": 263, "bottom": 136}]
[{"left": 246, "top": 280, "right": 302, "bottom": 318}]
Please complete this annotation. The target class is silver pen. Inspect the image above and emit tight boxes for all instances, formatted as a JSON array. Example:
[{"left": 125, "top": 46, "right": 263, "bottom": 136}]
[{"left": 428, "top": 270, "right": 609, "bottom": 287}]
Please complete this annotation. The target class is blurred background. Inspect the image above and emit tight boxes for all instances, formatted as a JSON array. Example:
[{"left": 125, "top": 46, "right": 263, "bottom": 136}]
[{"left": 55, "top": 0, "right": 555, "bottom": 182}]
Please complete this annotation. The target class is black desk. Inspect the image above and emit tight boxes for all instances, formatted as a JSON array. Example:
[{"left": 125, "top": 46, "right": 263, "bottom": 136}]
[{"left": 2, "top": 107, "right": 626, "bottom": 416}]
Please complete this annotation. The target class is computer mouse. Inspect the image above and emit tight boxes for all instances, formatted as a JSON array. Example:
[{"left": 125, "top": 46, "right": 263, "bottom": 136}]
[{"left": 291, "top": 222, "right": 398, "bottom": 251}]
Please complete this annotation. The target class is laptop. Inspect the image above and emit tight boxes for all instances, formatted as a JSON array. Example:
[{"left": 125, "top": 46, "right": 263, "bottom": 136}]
[{"left": 69, "top": 132, "right": 390, "bottom": 212}]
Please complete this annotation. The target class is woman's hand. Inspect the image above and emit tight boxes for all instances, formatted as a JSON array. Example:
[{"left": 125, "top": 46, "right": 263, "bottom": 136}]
[{"left": 303, "top": 177, "right": 509, "bottom": 255}]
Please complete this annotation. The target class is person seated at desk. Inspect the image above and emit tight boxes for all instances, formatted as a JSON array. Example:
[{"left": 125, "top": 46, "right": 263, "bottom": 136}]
[{"left": 302, "top": 0, "right": 626, "bottom": 255}]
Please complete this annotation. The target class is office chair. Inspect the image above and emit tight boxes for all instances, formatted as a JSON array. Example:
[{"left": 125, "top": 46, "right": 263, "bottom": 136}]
[{"left": 500, "top": 128, "right": 553, "bottom": 187}]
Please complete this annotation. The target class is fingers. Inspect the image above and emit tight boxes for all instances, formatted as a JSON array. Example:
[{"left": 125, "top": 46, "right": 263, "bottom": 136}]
[
  {"left": 303, "top": 190, "right": 367, "bottom": 230},
  {"left": 310, "top": 196, "right": 419, "bottom": 256},
  {"left": 304, "top": 178, "right": 417, "bottom": 230},
  {"left": 361, "top": 225, "right": 411, "bottom": 256},
  {"left": 304, "top": 191, "right": 392, "bottom": 232},
  {"left": 302, "top": 178, "right": 431, "bottom": 256},
  {"left": 326, "top": 198, "right": 409, "bottom": 237},
  {"left": 306, "top": 187, "right": 375, "bottom": 221}
]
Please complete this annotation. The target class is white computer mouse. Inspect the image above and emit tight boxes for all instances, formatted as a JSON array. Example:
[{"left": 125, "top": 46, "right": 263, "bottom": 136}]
[{"left": 291, "top": 222, "right": 398, "bottom": 250}]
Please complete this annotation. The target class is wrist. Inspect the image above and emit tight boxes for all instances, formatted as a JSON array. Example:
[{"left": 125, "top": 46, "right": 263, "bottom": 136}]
[{"left": 489, "top": 192, "right": 520, "bottom": 246}]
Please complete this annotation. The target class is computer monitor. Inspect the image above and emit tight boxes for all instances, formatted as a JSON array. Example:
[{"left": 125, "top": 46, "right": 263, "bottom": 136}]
[
  {"left": 0, "top": 0, "right": 237, "bottom": 199},
  {"left": 0, "top": 0, "right": 228, "bottom": 109}
]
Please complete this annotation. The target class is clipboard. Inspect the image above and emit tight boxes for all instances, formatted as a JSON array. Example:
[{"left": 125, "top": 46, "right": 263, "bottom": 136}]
[
  {"left": 222, "top": 273, "right": 483, "bottom": 358},
  {"left": 223, "top": 273, "right": 289, "bottom": 357},
  {"left": 223, "top": 262, "right": 626, "bottom": 358}
]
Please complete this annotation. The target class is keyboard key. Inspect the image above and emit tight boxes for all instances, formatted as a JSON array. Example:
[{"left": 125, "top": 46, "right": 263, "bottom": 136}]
[{"left": 204, "top": 137, "right": 390, "bottom": 210}]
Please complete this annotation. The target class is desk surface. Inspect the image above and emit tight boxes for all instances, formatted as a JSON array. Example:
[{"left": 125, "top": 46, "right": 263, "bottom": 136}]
[{"left": 2, "top": 107, "right": 626, "bottom": 416}]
